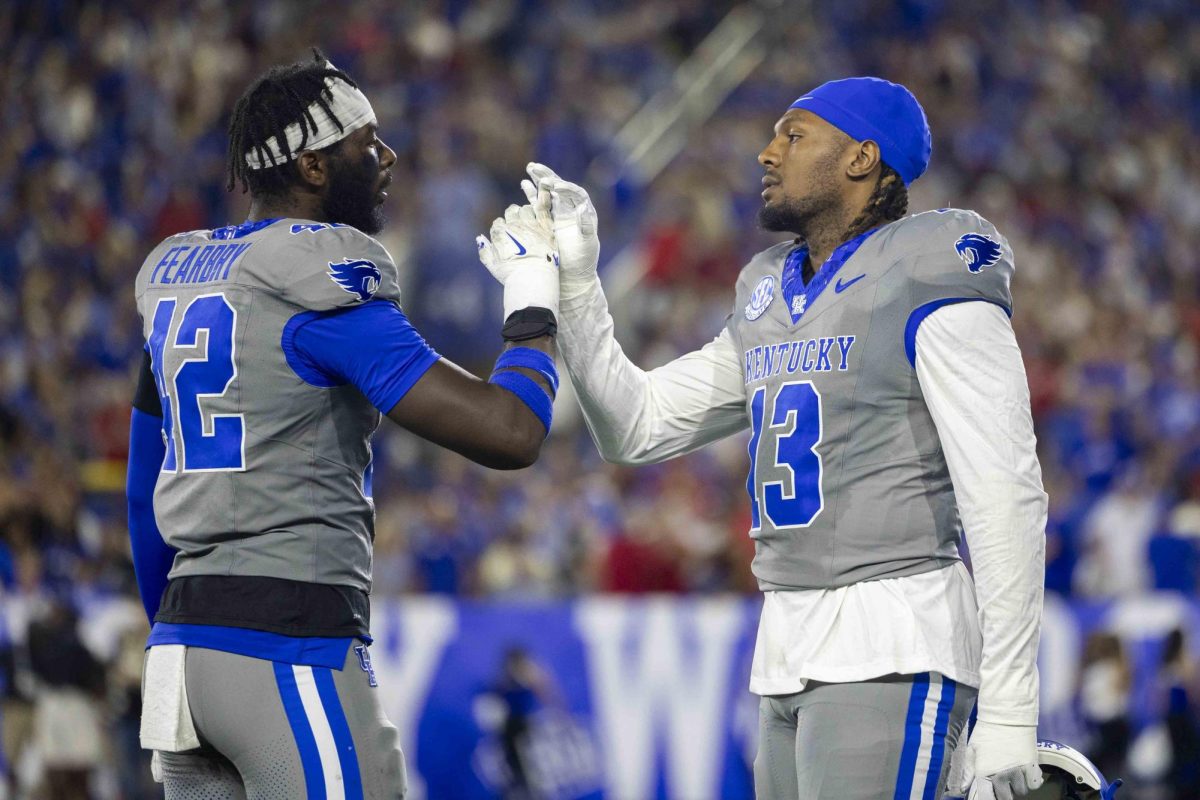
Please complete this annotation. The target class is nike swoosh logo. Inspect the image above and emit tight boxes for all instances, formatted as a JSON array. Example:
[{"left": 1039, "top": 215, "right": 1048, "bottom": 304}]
[
  {"left": 506, "top": 232, "right": 527, "bottom": 256},
  {"left": 834, "top": 274, "right": 866, "bottom": 293}
]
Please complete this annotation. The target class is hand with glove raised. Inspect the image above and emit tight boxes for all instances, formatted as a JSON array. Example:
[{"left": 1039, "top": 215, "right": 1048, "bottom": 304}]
[
  {"left": 476, "top": 203, "right": 560, "bottom": 324},
  {"left": 520, "top": 162, "right": 600, "bottom": 303}
]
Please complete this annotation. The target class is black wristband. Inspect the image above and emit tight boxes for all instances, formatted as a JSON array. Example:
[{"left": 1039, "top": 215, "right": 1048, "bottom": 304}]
[{"left": 502, "top": 307, "right": 558, "bottom": 341}]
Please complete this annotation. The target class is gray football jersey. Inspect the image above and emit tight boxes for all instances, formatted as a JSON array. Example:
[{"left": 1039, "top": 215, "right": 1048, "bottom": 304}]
[
  {"left": 727, "top": 209, "right": 1014, "bottom": 591},
  {"left": 134, "top": 219, "right": 405, "bottom": 591}
]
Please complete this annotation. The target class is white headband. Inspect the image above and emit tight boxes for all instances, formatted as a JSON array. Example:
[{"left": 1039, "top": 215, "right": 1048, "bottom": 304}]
[{"left": 244, "top": 66, "right": 377, "bottom": 171}]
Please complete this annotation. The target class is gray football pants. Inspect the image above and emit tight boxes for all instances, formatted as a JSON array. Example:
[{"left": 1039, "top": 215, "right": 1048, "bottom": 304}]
[
  {"left": 755, "top": 672, "right": 976, "bottom": 800},
  {"left": 155, "top": 646, "right": 407, "bottom": 799}
]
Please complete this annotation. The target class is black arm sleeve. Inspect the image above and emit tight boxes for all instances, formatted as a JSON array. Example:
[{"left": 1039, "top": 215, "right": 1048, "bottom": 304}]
[{"left": 133, "top": 349, "right": 162, "bottom": 417}]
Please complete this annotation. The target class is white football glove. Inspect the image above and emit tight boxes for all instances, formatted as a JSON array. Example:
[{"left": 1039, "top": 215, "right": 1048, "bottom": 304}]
[
  {"left": 476, "top": 203, "right": 560, "bottom": 321},
  {"left": 521, "top": 162, "right": 600, "bottom": 302},
  {"left": 951, "top": 721, "right": 1044, "bottom": 800}
]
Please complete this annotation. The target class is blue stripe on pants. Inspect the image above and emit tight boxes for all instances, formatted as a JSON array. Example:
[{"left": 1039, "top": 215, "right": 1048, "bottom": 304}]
[
  {"left": 894, "top": 672, "right": 931, "bottom": 800},
  {"left": 922, "top": 677, "right": 957, "bottom": 800},
  {"left": 314, "top": 667, "right": 365, "bottom": 800},
  {"left": 274, "top": 661, "right": 326, "bottom": 799}
]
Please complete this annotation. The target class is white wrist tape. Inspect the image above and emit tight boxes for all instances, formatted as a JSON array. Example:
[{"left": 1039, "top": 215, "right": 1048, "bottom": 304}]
[{"left": 501, "top": 261, "right": 559, "bottom": 321}]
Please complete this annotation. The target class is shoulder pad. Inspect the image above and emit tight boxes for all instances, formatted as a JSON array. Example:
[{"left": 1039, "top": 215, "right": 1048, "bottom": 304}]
[
  {"left": 241, "top": 222, "right": 403, "bottom": 312},
  {"left": 873, "top": 209, "right": 999, "bottom": 260},
  {"left": 886, "top": 209, "right": 1014, "bottom": 314}
]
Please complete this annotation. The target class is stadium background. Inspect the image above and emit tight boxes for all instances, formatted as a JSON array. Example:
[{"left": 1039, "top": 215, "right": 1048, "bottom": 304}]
[{"left": 1, "top": 0, "right": 1198, "bottom": 797}]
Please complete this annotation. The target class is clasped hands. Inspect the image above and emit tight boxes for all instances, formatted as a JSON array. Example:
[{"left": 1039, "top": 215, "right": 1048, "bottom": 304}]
[{"left": 476, "top": 163, "right": 600, "bottom": 320}]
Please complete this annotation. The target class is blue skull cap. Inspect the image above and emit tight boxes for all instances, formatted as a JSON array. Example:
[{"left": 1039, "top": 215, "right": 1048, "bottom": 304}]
[{"left": 789, "top": 76, "right": 932, "bottom": 185}]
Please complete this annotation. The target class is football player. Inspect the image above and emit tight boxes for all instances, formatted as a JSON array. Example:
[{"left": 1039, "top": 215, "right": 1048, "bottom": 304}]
[
  {"left": 483, "top": 77, "right": 1047, "bottom": 799},
  {"left": 126, "top": 50, "right": 560, "bottom": 799}
]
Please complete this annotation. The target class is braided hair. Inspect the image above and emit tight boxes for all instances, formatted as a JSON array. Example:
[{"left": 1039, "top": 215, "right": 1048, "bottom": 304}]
[
  {"left": 843, "top": 162, "right": 908, "bottom": 241},
  {"left": 225, "top": 48, "right": 359, "bottom": 198}
]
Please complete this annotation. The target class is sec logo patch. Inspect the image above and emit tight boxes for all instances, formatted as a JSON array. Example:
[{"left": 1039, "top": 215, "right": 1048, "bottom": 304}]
[{"left": 745, "top": 276, "right": 775, "bottom": 321}]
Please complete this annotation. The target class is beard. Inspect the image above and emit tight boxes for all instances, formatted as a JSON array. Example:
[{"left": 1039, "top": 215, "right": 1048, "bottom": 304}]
[
  {"left": 757, "top": 184, "right": 843, "bottom": 237},
  {"left": 757, "top": 147, "right": 843, "bottom": 237},
  {"left": 758, "top": 196, "right": 814, "bottom": 235},
  {"left": 321, "top": 149, "right": 385, "bottom": 235}
]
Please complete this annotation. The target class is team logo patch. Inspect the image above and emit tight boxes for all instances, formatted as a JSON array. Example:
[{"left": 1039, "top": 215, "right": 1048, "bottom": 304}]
[
  {"left": 745, "top": 276, "right": 775, "bottom": 321},
  {"left": 955, "top": 233, "right": 1002, "bottom": 274},
  {"left": 328, "top": 257, "right": 382, "bottom": 301},
  {"left": 354, "top": 644, "right": 378, "bottom": 687}
]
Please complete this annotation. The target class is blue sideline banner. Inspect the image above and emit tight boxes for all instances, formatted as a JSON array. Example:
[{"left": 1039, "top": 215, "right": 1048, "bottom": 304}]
[
  {"left": 7, "top": 593, "right": 1195, "bottom": 797},
  {"left": 366, "top": 594, "right": 1200, "bottom": 800}
]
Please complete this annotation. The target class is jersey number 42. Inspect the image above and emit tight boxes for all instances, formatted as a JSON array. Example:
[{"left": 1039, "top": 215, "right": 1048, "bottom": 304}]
[
  {"left": 747, "top": 381, "right": 824, "bottom": 531},
  {"left": 148, "top": 293, "right": 245, "bottom": 472}
]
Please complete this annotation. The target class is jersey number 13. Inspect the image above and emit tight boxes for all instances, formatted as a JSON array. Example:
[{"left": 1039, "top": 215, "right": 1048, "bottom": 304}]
[
  {"left": 148, "top": 293, "right": 245, "bottom": 472},
  {"left": 747, "top": 381, "right": 824, "bottom": 531}
]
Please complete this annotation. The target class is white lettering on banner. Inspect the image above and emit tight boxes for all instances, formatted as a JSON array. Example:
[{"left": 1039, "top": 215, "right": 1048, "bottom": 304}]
[
  {"left": 1109, "top": 594, "right": 1190, "bottom": 639},
  {"left": 575, "top": 597, "right": 745, "bottom": 800},
  {"left": 368, "top": 597, "right": 458, "bottom": 800}
]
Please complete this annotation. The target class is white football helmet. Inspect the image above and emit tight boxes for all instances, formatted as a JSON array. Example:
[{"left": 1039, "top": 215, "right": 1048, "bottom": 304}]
[{"left": 1026, "top": 740, "right": 1122, "bottom": 800}]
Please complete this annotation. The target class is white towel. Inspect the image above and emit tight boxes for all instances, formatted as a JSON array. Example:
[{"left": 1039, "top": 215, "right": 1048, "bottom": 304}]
[{"left": 140, "top": 644, "right": 201, "bottom": 752}]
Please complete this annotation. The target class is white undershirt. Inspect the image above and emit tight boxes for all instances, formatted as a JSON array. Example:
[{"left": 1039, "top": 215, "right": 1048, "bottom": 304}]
[
  {"left": 557, "top": 281, "right": 1045, "bottom": 727},
  {"left": 749, "top": 562, "right": 982, "bottom": 696}
]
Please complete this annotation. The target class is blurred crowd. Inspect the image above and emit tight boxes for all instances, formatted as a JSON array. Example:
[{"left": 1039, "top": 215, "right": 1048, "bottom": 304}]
[{"left": 0, "top": 0, "right": 1199, "bottom": 795}]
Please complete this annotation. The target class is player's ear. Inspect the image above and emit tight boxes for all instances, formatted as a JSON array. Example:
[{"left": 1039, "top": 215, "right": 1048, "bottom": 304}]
[
  {"left": 296, "top": 150, "right": 328, "bottom": 188},
  {"left": 846, "top": 140, "right": 881, "bottom": 180}
]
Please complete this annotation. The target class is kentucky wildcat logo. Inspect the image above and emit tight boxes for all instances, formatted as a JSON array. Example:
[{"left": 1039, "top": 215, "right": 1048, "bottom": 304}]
[
  {"left": 328, "top": 258, "right": 382, "bottom": 301},
  {"left": 954, "top": 233, "right": 1002, "bottom": 274}
]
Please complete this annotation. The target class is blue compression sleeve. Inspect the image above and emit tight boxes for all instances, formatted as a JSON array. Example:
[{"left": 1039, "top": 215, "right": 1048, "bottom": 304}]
[
  {"left": 283, "top": 301, "right": 441, "bottom": 412},
  {"left": 127, "top": 407, "right": 175, "bottom": 623}
]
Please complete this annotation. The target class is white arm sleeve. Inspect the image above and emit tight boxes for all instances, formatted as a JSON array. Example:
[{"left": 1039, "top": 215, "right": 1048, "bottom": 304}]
[
  {"left": 914, "top": 301, "right": 1046, "bottom": 727},
  {"left": 556, "top": 278, "right": 748, "bottom": 465}
]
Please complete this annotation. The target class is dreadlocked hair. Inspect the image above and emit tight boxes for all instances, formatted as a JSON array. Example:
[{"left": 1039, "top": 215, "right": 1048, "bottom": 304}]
[
  {"left": 225, "top": 48, "right": 359, "bottom": 198},
  {"left": 843, "top": 162, "right": 908, "bottom": 241}
]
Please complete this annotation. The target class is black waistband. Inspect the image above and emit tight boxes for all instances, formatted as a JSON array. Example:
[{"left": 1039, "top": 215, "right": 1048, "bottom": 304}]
[{"left": 155, "top": 575, "right": 370, "bottom": 638}]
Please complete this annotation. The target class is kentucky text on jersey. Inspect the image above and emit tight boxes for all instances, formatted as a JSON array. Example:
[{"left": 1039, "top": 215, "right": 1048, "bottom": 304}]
[
  {"left": 148, "top": 243, "right": 254, "bottom": 285},
  {"left": 743, "top": 335, "right": 857, "bottom": 385}
]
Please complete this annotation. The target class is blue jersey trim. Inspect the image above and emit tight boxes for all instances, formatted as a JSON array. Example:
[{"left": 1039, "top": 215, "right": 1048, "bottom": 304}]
[
  {"left": 274, "top": 662, "right": 327, "bottom": 798},
  {"left": 904, "top": 297, "right": 1013, "bottom": 368},
  {"left": 211, "top": 218, "right": 282, "bottom": 240},
  {"left": 281, "top": 310, "right": 342, "bottom": 388},
  {"left": 781, "top": 227, "right": 880, "bottom": 324},
  {"left": 147, "top": 623, "right": 356, "bottom": 669},
  {"left": 281, "top": 301, "right": 442, "bottom": 412}
]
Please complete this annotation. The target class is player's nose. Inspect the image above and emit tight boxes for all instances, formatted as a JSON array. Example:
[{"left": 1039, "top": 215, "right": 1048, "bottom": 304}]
[
  {"left": 757, "top": 141, "right": 779, "bottom": 168},
  {"left": 378, "top": 138, "right": 397, "bottom": 170}
]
